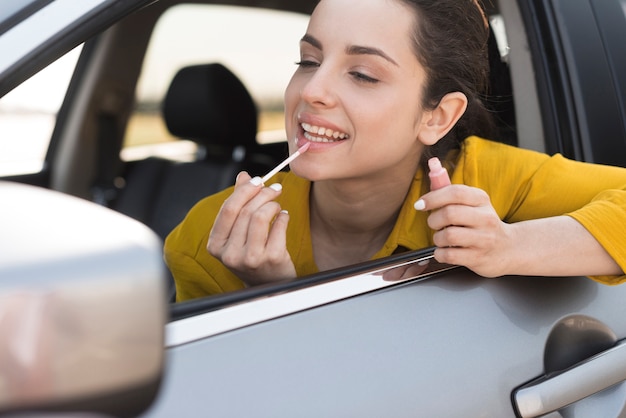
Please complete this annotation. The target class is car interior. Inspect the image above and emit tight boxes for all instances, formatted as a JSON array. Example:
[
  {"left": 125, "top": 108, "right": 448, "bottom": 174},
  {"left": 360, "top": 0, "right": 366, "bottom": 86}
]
[{"left": 113, "top": 62, "right": 287, "bottom": 241}]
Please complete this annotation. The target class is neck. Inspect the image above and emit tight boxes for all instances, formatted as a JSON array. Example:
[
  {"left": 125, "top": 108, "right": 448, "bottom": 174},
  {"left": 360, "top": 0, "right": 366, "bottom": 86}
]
[{"left": 309, "top": 171, "right": 416, "bottom": 270}]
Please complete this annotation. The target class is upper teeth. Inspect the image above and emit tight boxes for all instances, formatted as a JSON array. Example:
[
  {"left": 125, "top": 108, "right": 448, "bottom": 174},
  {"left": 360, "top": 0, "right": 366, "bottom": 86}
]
[{"left": 301, "top": 123, "right": 349, "bottom": 142}]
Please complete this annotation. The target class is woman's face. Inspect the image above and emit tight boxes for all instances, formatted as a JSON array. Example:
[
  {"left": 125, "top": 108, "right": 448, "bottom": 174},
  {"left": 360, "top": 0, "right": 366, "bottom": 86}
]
[{"left": 284, "top": 0, "right": 430, "bottom": 183}]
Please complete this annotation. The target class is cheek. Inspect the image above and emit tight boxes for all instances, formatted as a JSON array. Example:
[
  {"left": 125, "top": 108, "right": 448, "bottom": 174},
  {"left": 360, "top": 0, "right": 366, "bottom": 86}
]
[
  {"left": 358, "top": 96, "right": 421, "bottom": 140},
  {"left": 284, "top": 73, "right": 301, "bottom": 111},
  {"left": 283, "top": 75, "right": 302, "bottom": 131}
]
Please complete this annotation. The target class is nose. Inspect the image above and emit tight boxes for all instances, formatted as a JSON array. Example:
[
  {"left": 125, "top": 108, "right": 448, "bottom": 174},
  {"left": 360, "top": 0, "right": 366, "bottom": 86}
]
[{"left": 300, "top": 66, "right": 336, "bottom": 107}]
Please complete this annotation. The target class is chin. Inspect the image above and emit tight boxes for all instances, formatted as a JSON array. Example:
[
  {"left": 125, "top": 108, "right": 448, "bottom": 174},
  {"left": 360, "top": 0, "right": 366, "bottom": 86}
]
[{"left": 290, "top": 163, "right": 326, "bottom": 182}]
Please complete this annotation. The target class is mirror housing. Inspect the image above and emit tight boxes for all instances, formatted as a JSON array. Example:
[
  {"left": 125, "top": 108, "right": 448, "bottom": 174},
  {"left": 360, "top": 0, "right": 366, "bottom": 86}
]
[{"left": 0, "top": 182, "right": 166, "bottom": 417}]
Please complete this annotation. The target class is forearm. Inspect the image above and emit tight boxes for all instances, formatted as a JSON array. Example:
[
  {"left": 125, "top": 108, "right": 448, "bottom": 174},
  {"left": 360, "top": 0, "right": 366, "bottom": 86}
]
[{"left": 507, "top": 215, "right": 623, "bottom": 277}]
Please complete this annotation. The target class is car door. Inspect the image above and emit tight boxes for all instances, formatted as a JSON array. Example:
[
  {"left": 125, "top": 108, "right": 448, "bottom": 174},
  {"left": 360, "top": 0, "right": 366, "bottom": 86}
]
[{"left": 142, "top": 252, "right": 626, "bottom": 417}]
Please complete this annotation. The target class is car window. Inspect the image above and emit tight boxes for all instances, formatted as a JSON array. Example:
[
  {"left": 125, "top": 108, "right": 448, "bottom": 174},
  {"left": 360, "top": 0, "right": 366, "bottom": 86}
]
[
  {"left": 121, "top": 4, "right": 309, "bottom": 162},
  {"left": 0, "top": 45, "right": 81, "bottom": 176}
]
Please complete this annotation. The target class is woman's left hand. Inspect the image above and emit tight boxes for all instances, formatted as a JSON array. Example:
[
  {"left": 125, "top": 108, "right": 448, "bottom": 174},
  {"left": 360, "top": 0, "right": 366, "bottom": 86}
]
[{"left": 417, "top": 185, "right": 514, "bottom": 277}]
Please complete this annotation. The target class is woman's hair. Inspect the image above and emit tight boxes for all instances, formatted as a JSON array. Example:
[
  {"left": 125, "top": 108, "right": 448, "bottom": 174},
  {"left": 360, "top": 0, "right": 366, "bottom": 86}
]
[{"left": 397, "top": 0, "right": 496, "bottom": 167}]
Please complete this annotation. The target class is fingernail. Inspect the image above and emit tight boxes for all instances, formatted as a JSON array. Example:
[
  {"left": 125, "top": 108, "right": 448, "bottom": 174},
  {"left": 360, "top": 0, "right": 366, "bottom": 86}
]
[
  {"left": 249, "top": 176, "right": 263, "bottom": 186},
  {"left": 418, "top": 259, "right": 430, "bottom": 266},
  {"left": 280, "top": 209, "right": 289, "bottom": 215},
  {"left": 414, "top": 199, "right": 426, "bottom": 211},
  {"left": 269, "top": 183, "right": 283, "bottom": 192}
]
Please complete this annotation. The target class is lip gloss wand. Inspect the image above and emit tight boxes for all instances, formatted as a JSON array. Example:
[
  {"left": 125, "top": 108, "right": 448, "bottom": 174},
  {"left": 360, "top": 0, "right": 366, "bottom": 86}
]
[{"left": 261, "top": 142, "right": 310, "bottom": 184}]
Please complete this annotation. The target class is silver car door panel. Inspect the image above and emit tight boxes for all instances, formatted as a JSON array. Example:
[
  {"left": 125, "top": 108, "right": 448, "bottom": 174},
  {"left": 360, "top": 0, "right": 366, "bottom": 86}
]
[{"left": 144, "top": 269, "right": 626, "bottom": 417}]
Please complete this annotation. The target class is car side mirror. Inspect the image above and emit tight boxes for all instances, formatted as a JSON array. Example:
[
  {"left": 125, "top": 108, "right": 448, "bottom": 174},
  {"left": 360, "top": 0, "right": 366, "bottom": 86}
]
[{"left": 0, "top": 182, "right": 166, "bottom": 417}]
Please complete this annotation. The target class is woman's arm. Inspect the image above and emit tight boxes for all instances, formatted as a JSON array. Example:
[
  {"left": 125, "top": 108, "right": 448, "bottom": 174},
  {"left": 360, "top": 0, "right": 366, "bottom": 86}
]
[
  {"left": 507, "top": 215, "right": 622, "bottom": 276},
  {"left": 417, "top": 184, "right": 624, "bottom": 279}
]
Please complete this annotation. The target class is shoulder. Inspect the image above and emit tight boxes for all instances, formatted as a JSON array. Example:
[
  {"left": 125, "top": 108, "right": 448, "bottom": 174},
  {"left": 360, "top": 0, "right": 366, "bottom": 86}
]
[
  {"left": 455, "top": 136, "right": 550, "bottom": 183},
  {"left": 461, "top": 135, "right": 548, "bottom": 161}
]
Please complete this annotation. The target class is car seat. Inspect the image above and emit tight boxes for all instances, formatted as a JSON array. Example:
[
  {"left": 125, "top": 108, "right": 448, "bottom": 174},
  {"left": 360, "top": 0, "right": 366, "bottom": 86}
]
[{"left": 115, "top": 63, "right": 287, "bottom": 241}]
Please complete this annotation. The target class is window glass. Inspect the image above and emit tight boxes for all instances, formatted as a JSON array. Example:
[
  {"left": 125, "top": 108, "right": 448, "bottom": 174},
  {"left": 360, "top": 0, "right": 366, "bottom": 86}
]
[
  {"left": 122, "top": 5, "right": 309, "bottom": 162},
  {"left": 0, "top": 45, "right": 82, "bottom": 176}
]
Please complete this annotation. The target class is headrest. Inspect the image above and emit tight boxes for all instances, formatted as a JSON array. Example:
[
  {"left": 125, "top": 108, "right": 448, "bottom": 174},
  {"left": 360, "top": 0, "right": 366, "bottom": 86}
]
[{"left": 162, "top": 63, "right": 258, "bottom": 148}]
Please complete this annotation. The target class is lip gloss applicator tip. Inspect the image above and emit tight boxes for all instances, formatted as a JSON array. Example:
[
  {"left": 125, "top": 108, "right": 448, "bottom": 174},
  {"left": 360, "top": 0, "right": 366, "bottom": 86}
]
[
  {"left": 261, "top": 142, "right": 310, "bottom": 183},
  {"left": 296, "top": 141, "right": 311, "bottom": 154}
]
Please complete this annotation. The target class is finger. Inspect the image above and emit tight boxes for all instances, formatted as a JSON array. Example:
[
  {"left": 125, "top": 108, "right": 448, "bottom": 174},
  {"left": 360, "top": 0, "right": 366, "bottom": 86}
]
[
  {"left": 415, "top": 185, "right": 490, "bottom": 211},
  {"left": 432, "top": 224, "right": 496, "bottom": 249},
  {"left": 235, "top": 171, "right": 252, "bottom": 186},
  {"left": 434, "top": 246, "right": 501, "bottom": 278},
  {"left": 228, "top": 184, "right": 284, "bottom": 247},
  {"left": 266, "top": 210, "right": 290, "bottom": 259},
  {"left": 242, "top": 200, "right": 282, "bottom": 252},
  {"left": 434, "top": 246, "right": 464, "bottom": 266},
  {"left": 208, "top": 179, "right": 265, "bottom": 251},
  {"left": 222, "top": 203, "right": 286, "bottom": 273},
  {"left": 434, "top": 246, "right": 484, "bottom": 268},
  {"left": 427, "top": 203, "right": 495, "bottom": 231}
]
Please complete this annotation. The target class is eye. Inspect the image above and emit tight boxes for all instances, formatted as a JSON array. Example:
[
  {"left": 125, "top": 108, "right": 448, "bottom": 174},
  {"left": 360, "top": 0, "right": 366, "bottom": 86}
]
[{"left": 349, "top": 71, "right": 379, "bottom": 84}]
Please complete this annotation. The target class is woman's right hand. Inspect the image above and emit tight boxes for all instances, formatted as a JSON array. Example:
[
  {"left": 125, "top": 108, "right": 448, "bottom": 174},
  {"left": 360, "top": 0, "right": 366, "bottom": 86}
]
[{"left": 207, "top": 171, "right": 296, "bottom": 286}]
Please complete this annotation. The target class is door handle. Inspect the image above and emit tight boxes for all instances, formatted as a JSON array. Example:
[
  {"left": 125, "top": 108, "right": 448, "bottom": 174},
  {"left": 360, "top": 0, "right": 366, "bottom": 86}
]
[{"left": 514, "top": 340, "right": 626, "bottom": 417}]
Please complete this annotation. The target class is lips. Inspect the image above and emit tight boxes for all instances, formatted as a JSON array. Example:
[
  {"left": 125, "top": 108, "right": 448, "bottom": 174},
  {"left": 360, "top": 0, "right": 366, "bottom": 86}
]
[{"left": 301, "top": 122, "right": 350, "bottom": 143}]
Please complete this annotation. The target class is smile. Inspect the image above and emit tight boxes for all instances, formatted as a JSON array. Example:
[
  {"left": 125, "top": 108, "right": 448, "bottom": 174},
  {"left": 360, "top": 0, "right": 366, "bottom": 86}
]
[{"left": 301, "top": 123, "right": 349, "bottom": 143}]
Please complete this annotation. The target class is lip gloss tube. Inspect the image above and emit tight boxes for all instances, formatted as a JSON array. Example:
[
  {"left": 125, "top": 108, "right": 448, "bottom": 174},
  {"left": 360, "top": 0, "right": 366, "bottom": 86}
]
[{"left": 428, "top": 157, "right": 451, "bottom": 190}]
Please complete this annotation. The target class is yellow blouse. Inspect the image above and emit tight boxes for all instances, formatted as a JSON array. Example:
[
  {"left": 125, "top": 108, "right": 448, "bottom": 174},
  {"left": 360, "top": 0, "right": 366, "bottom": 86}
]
[{"left": 164, "top": 136, "right": 626, "bottom": 301}]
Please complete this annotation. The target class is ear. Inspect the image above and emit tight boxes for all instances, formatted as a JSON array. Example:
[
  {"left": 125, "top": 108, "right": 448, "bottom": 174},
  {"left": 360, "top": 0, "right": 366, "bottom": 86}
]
[{"left": 417, "top": 92, "right": 468, "bottom": 145}]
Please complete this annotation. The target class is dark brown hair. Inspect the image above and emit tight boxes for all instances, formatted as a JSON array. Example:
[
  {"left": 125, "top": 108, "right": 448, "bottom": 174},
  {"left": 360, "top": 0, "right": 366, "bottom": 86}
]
[{"left": 397, "top": 0, "right": 496, "bottom": 168}]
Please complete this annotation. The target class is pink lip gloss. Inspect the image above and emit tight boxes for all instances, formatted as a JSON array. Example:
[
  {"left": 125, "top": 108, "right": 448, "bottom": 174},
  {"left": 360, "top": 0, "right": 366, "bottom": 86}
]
[
  {"left": 428, "top": 157, "right": 451, "bottom": 190},
  {"left": 413, "top": 157, "right": 451, "bottom": 211}
]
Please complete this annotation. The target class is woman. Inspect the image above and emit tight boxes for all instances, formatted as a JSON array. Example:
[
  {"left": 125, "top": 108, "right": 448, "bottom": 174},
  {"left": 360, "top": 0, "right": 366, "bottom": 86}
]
[{"left": 164, "top": 0, "right": 626, "bottom": 301}]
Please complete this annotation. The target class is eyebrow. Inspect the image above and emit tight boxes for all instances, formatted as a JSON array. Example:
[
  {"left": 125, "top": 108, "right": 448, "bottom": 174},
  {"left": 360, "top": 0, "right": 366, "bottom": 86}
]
[{"left": 300, "top": 34, "right": 399, "bottom": 66}]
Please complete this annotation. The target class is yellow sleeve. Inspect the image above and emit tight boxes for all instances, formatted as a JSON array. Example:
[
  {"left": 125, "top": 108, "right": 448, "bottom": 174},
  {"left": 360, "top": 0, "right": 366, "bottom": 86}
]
[
  {"left": 166, "top": 250, "right": 245, "bottom": 301},
  {"left": 458, "top": 137, "right": 626, "bottom": 284},
  {"left": 568, "top": 189, "right": 626, "bottom": 285},
  {"left": 163, "top": 187, "right": 245, "bottom": 301}
]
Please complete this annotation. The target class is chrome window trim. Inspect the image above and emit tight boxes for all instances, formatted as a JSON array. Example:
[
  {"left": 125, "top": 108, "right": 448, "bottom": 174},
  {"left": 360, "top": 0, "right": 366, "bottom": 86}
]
[
  {"left": 165, "top": 255, "right": 456, "bottom": 348},
  {"left": 0, "top": 0, "right": 107, "bottom": 75}
]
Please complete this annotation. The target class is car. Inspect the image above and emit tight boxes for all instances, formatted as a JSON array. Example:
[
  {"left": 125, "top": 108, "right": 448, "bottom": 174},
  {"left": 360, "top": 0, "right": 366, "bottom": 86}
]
[{"left": 1, "top": 0, "right": 626, "bottom": 417}]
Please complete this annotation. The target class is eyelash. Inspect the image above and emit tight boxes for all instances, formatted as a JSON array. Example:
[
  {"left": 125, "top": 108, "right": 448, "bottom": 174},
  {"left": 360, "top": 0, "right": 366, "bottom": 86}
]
[
  {"left": 294, "top": 60, "right": 318, "bottom": 68},
  {"left": 295, "top": 61, "right": 380, "bottom": 84},
  {"left": 349, "top": 71, "right": 379, "bottom": 84}
]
